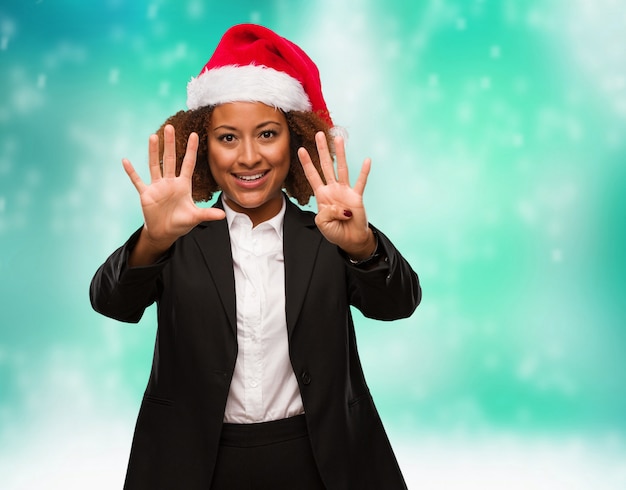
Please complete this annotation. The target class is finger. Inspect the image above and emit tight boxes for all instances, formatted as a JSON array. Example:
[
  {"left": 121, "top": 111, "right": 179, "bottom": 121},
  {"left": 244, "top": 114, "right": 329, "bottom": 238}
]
[
  {"left": 334, "top": 135, "right": 349, "bottom": 185},
  {"left": 179, "top": 132, "right": 199, "bottom": 180},
  {"left": 297, "top": 147, "right": 324, "bottom": 191},
  {"left": 314, "top": 205, "right": 337, "bottom": 225},
  {"left": 315, "top": 205, "right": 351, "bottom": 229},
  {"left": 122, "top": 158, "right": 147, "bottom": 194},
  {"left": 194, "top": 207, "right": 226, "bottom": 223},
  {"left": 353, "top": 157, "right": 371, "bottom": 196},
  {"left": 148, "top": 133, "right": 162, "bottom": 183},
  {"left": 162, "top": 124, "right": 177, "bottom": 178},
  {"left": 315, "top": 131, "right": 337, "bottom": 184}
]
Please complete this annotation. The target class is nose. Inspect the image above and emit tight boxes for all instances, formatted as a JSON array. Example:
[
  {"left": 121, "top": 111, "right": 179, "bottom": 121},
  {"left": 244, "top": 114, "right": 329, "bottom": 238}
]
[{"left": 238, "top": 138, "right": 261, "bottom": 167}]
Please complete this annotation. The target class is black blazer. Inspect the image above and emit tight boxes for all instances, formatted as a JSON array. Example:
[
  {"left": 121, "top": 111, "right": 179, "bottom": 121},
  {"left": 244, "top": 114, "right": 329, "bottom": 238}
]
[{"left": 90, "top": 195, "right": 421, "bottom": 489}]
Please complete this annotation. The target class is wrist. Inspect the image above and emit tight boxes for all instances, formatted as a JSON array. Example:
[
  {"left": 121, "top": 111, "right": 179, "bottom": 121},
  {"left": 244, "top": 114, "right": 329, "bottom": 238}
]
[
  {"left": 128, "top": 227, "right": 173, "bottom": 267},
  {"left": 346, "top": 228, "right": 378, "bottom": 262}
]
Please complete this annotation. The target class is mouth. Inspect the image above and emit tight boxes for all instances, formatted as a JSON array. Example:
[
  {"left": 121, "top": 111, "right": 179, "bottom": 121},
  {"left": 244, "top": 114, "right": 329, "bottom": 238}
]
[{"left": 235, "top": 171, "right": 269, "bottom": 182}]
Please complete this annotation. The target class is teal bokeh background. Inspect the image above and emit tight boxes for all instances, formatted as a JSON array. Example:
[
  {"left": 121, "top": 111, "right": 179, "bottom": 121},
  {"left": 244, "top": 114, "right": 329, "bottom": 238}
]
[{"left": 1, "top": 0, "right": 625, "bottom": 488}]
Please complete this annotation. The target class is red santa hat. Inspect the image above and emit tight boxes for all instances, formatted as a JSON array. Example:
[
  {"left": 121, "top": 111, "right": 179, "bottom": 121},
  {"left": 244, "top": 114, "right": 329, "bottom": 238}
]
[{"left": 186, "top": 24, "right": 333, "bottom": 126}]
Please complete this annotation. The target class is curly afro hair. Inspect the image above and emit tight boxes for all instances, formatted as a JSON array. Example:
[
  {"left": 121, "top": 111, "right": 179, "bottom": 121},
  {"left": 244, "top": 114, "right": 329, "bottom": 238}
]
[{"left": 155, "top": 106, "right": 333, "bottom": 205}]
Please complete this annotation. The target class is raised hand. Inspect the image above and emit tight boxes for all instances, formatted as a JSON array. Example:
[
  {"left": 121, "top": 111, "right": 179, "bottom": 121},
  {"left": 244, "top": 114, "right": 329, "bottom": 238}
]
[
  {"left": 123, "top": 124, "right": 225, "bottom": 266},
  {"left": 297, "top": 131, "right": 376, "bottom": 260}
]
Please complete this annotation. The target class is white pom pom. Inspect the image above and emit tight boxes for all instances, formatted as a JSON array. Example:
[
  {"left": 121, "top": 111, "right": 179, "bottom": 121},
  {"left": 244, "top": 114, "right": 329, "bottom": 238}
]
[{"left": 329, "top": 125, "right": 349, "bottom": 140}]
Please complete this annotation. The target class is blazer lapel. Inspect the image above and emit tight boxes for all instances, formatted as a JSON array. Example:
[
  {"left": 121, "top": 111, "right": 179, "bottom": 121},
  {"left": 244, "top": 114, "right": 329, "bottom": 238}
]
[
  {"left": 190, "top": 195, "right": 322, "bottom": 339},
  {"left": 192, "top": 199, "right": 237, "bottom": 338},
  {"left": 283, "top": 198, "right": 323, "bottom": 338}
]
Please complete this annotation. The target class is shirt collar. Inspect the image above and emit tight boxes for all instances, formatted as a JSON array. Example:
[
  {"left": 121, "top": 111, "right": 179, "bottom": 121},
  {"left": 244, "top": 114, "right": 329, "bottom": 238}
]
[{"left": 222, "top": 194, "right": 285, "bottom": 238}]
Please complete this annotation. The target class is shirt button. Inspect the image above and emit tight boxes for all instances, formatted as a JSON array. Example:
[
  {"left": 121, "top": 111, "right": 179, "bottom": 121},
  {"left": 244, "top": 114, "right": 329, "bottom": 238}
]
[{"left": 300, "top": 371, "right": 312, "bottom": 385}]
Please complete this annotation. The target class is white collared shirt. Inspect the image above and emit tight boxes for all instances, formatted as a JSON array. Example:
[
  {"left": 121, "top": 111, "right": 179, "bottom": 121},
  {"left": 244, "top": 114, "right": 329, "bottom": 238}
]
[{"left": 222, "top": 196, "right": 305, "bottom": 423}]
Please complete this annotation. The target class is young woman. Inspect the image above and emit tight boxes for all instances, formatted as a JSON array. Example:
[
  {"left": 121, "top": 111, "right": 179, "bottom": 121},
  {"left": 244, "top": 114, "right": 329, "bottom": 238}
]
[{"left": 90, "top": 23, "right": 421, "bottom": 490}]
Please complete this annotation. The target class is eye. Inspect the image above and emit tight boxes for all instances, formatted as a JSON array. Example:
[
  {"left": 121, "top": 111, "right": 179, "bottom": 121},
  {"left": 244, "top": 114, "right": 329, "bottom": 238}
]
[
  {"left": 259, "top": 130, "right": 276, "bottom": 139},
  {"left": 218, "top": 133, "right": 236, "bottom": 143}
]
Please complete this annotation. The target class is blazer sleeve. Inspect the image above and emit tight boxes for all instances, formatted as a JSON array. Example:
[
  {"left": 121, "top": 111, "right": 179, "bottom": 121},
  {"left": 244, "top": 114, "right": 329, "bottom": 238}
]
[
  {"left": 345, "top": 225, "right": 421, "bottom": 321},
  {"left": 89, "top": 227, "right": 171, "bottom": 323}
]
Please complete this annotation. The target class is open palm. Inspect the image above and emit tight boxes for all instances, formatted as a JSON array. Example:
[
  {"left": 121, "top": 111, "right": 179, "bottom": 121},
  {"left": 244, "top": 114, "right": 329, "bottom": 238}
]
[
  {"left": 123, "top": 124, "right": 225, "bottom": 251},
  {"left": 298, "top": 132, "right": 376, "bottom": 259}
]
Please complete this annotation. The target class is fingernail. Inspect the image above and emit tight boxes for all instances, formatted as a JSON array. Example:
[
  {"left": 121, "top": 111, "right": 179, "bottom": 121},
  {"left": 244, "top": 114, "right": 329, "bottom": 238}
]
[{"left": 343, "top": 210, "right": 353, "bottom": 218}]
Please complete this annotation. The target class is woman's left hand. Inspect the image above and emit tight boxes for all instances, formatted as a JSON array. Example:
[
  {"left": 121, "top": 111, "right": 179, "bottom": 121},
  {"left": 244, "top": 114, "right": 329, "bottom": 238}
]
[{"left": 298, "top": 131, "right": 377, "bottom": 260}]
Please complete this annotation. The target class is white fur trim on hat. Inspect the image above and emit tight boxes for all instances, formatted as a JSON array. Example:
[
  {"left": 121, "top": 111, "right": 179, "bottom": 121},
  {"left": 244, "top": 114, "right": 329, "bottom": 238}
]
[{"left": 187, "top": 65, "right": 312, "bottom": 111}]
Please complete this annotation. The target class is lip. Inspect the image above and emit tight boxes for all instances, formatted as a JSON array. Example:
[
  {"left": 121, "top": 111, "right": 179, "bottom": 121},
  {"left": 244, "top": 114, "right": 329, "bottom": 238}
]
[{"left": 231, "top": 170, "right": 271, "bottom": 189}]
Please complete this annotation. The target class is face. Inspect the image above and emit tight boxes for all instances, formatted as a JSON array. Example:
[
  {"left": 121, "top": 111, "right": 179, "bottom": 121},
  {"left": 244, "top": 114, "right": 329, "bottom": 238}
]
[{"left": 207, "top": 102, "right": 291, "bottom": 226}]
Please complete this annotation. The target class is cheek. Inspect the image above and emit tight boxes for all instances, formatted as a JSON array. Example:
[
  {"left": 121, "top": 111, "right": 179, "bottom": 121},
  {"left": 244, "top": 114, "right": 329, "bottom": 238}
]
[
  {"left": 207, "top": 149, "right": 229, "bottom": 173},
  {"left": 273, "top": 156, "right": 292, "bottom": 182},
  {"left": 207, "top": 161, "right": 227, "bottom": 189},
  {"left": 269, "top": 143, "right": 292, "bottom": 172}
]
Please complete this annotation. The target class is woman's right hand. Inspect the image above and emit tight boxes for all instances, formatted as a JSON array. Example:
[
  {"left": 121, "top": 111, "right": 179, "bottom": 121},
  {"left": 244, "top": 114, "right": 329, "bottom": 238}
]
[{"left": 122, "top": 124, "right": 225, "bottom": 266}]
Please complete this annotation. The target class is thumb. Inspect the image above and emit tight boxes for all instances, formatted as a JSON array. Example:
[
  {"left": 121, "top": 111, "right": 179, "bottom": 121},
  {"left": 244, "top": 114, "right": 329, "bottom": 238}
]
[
  {"left": 315, "top": 205, "right": 353, "bottom": 229},
  {"left": 195, "top": 207, "right": 226, "bottom": 223}
]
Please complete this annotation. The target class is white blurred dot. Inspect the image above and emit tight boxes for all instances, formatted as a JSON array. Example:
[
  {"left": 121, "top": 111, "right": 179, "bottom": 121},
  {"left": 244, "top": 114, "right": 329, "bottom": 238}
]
[
  {"left": 517, "top": 201, "right": 537, "bottom": 225},
  {"left": 13, "top": 85, "right": 44, "bottom": 113},
  {"left": 109, "top": 68, "right": 120, "bottom": 85},
  {"left": 384, "top": 40, "right": 401, "bottom": 60},
  {"left": 480, "top": 76, "right": 492, "bottom": 89},
  {"left": 37, "top": 74, "right": 46, "bottom": 89},
  {"left": 603, "top": 75, "right": 625, "bottom": 92},
  {"left": 513, "top": 76, "right": 529, "bottom": 94},
  {"left": 512, "top": 133, "right": 525, "bottom": 147},
  {"left": 250, "top": 11, "right": 261, "bottom": 24},
  {"left": 490, "top": 45, "right": 501, "bottom": 58},
  {"left": 158, "top": 81, "right": 170, "bottom": 97},
  {"left": 457, "top": 103, "right": 473, "bottom": 123},
  {"left": 552, "top": 248, "right": 563, "bottom": 262},
  {"left": 1, "top": 17, "right": 16, "bottom": 51},
  {"left": 428, "top": 73, "right": 439, "bottom": 87},
  {"left": 606, "top": 129, "right": 624, "bottom": 148},
  {"left": 187, "top": 0, "right": 205, "bottom": 17},
  {"left": 456, "top": 18, "right": 467, "bottom": 30},
  {"left": 517, "top": 355, "right": 538, "bottom": 380},
  {"left": 615, "top": 99, "right": 626, "bottom": 117},
  {"left": 147, "top": 3, "right": 159, "bottom": 19}
]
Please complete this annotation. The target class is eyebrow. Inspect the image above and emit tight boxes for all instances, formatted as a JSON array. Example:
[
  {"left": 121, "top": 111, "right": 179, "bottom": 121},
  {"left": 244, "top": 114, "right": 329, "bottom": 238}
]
[{"left": 213, "top": 120, "right": 283, "bottom": 131}]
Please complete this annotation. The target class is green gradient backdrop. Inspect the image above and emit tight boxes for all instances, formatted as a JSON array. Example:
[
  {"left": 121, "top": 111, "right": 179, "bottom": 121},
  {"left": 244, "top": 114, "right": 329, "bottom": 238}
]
[{"left": 1, "top": 0, "right": 625, "bottom": 488}]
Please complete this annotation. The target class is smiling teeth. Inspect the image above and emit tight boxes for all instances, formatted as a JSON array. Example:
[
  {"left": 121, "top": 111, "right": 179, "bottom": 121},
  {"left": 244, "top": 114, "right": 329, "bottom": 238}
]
[{"left": 238, "top": 172, "right": 266, "bottom": 181}]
